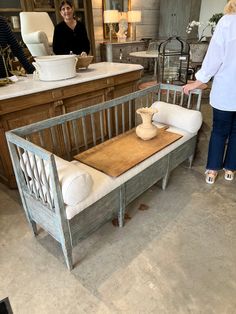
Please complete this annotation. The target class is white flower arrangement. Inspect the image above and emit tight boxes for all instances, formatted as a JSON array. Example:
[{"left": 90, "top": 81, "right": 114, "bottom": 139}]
[
  {"left": 186, "top": 20, "right": 201, "bottom": 34},
  {"left": 186, "top": 20, "right": 214, "bottom": 41},
  {"left": 187, "top": 14, "right": 223, "bottom": 41}
]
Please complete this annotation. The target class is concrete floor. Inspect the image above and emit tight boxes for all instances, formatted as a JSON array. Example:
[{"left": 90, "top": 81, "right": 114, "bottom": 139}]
[{"left": 0, "top": 95, "right": 236, "bottom": 314}]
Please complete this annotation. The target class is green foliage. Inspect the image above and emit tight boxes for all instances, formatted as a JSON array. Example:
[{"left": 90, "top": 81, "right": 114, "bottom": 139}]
[{"left": 209, "top": 13, "right": 223, "bottom": 25}]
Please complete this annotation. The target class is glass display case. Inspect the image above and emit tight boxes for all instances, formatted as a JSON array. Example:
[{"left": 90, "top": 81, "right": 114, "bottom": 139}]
[{"left": 157, "top": 37, "right": 190, "bottom": 85}]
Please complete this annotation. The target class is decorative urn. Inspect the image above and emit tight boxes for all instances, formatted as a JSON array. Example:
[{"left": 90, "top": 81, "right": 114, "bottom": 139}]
[{"left": 136, "top": 107, "right": 158, "bottom": 140}]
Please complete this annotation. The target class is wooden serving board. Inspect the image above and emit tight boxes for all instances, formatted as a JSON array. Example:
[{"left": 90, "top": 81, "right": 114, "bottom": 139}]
[{"left": 74, "top": 128, "right": 182, "bottom": 177}]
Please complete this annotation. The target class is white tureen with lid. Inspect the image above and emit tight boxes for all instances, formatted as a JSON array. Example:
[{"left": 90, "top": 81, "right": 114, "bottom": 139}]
[{"left": 33, "top": 55, "right": 77, "bottom": 81}]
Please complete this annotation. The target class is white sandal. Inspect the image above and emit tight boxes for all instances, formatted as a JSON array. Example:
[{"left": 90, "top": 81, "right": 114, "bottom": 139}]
[
  {"left": 205, "top": 170, "right": 218, "bottom": 184},
  {"left": 224, "top": 169, "right": 234, "bottom": 181}
]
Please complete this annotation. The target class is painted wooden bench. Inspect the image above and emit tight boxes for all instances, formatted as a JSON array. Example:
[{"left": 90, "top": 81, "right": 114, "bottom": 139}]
[{"left": 6, "top": 83, "right": 202, "bottom": 270}]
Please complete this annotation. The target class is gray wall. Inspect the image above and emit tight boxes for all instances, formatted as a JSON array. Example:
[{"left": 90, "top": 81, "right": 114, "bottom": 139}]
[{"left": 199, "top": 0, "right": 226, "bottom": 37}]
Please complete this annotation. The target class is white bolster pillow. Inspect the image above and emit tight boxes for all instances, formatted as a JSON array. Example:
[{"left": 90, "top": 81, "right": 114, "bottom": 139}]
[
  {"left": 55, "top": 157, "right": 93, "bottom": 206},
  {"left": 21, "top": 153, "right": 93, "bottom": 206},
  {"left": 151, "top": 101, "right": 202, "bottom": 133}
]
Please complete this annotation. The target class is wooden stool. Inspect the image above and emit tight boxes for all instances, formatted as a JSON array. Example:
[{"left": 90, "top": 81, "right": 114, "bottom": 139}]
[{"left": 138, "top": 80, "right": 157, "bottom": 90}]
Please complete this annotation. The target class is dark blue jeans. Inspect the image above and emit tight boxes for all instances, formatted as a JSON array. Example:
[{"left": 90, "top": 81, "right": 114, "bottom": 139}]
[{"left": 207, "top": 107, "right": 236, "bottom": 171}]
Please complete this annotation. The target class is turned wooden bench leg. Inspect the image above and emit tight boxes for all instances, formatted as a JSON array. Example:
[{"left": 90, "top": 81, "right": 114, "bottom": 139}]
[
  {"left": 118, "top": 185, "right": 126, "bottom": 227},
  {"left": 188, "top": 154, "right": 194, "bottom": 168},
  {"left": 61, "top": 240, "right": 73, "bottom": 271},
  {"left": 162, "top": 157, "right": 170, "bottom": 190},
  {"left": 24, "top": 211, "right": 38, "bottom": 236},
  {"left": 162, "top": 170, "right": 170, "bottom": 190},
  {"left": 30, "top": 221, "right": 38, "bottom": 236}
]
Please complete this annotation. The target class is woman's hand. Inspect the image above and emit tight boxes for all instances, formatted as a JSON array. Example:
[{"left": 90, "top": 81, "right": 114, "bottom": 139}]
[{"left": 182, "top": 80, "right": 205, "bottom": 95}]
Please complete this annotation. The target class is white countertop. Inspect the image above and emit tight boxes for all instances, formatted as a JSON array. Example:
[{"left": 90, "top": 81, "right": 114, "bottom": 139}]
[
  {"left": 0, "top": 62, "right": 143, "bottom": 100},
  {"left": 129, "top": 51, "right": 158, "bottom": 77},
  {"left": 129, "top": 51, "right": 159, "bottom": 58}
]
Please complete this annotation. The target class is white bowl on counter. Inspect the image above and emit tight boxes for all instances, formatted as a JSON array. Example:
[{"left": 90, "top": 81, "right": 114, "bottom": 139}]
[{"left": 33, "top": 55, "right": 77, "bottom": 81}]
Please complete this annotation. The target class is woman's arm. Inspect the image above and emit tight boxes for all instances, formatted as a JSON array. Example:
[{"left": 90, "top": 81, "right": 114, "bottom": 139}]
[
  {"left": 5, "top": 20, "right": 34, "bottom": 74},
  {"left": 76, "top": 22, "right": 90, "bottom": 54},
  {"left": 183, "top": 19, "right": 224, "bottom": 95},
  {"left": 53, "top": 24, "right": 68, "bottom": 55},
  {"left": 182, "top": 80, "right": 205, "bottom": 95},
  {"left": 53, "top": 25, "right": 62, "bottom": 54}
]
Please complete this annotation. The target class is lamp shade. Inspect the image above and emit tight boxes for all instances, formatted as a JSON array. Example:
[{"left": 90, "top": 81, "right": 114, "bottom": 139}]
[
  {"left": 128, "top": 11, "right": 141, "bottom": 23},
  {"left": 104, "top": 10, "right": 119, "bottom": 24}
]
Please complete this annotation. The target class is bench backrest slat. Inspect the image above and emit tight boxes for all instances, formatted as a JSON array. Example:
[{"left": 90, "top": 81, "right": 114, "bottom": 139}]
[{"left": 99, "top": 111, "right": 105, "bottom": 143}]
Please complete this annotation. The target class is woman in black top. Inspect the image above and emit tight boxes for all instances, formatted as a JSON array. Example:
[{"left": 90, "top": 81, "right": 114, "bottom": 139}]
[
  {"left": 53, "top": 1, "right": 90, "bottom": 55},
  {"left": 0, "top": 16, "right": 34, "bottom": 78}
]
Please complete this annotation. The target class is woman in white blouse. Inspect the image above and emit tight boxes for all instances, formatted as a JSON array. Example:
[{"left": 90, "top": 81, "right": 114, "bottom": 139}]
[{"left": 183, "top": 0, "right": 236, "bottom": 184}]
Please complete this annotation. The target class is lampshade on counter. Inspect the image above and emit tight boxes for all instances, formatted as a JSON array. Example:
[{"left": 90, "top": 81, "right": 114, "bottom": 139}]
[
  {"left": 127, "top": 11, "right": 141, "bottom": 23},
  {"left": 104, "top": 10, "right": 119, "bottom": 23},
  {"left": 128, "top": 10, "right": 141, "bottom": 41},
  {"left": 104, "top": 10, "right": 119, "bottom": 42}
]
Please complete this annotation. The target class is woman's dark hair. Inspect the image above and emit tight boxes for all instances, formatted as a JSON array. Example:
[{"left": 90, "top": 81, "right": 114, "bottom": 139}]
[{"left": 59, "top": 0, "right": 73, "bottom": 10}]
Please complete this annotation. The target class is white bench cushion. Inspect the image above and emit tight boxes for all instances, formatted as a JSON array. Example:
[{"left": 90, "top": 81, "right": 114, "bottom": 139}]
[{"left": 66, "top": 126, "right": 193, "bottom": 219}]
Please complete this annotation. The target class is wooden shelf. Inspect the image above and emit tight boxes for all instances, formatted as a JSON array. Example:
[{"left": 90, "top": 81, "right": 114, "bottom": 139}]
[
  {"left": 0, "top": 8, "right": 21, "bottom": 12},
  {"left": 33, "top": 8, "right": 55, "bottom": 12}
]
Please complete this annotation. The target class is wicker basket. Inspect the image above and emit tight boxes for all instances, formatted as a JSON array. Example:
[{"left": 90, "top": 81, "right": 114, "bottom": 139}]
[{"left": 76, "top": 55, "right": 94, "bottom": 70}]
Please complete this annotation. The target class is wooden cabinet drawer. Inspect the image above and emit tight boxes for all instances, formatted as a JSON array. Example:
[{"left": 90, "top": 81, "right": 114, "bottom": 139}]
[{"left": 100, "top": 41, "right": 148, "bottom": 66}]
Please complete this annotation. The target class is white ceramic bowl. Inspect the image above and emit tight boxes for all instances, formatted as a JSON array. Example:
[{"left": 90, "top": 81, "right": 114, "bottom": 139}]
[{"left": 33, "top": 55, "right": 77, "bottom": 81}]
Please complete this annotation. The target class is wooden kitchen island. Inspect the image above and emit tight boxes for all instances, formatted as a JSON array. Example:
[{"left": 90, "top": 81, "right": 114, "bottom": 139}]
[{"left": 0, "top": 62, "right": 143, "bottom": 188}]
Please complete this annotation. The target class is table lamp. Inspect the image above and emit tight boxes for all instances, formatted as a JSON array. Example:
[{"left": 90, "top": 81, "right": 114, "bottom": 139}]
[
  {"left": 128, "top": 10, "right": 141, "bottom": 41},
  {"left": 104, "top": 10, "right": 119, "bottom": 42}
]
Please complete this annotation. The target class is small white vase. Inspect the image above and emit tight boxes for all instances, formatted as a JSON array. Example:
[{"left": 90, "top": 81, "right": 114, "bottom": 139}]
[{"left": 136, "top": 107, "right": 158, "bottom": 140}]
